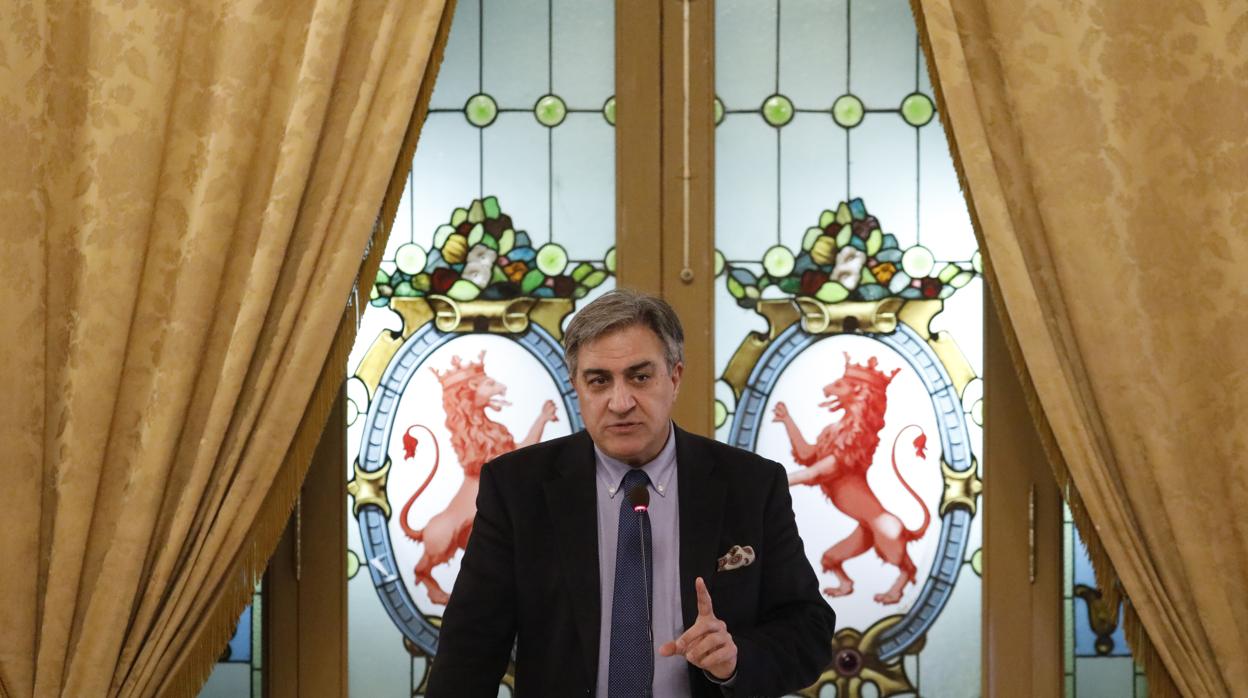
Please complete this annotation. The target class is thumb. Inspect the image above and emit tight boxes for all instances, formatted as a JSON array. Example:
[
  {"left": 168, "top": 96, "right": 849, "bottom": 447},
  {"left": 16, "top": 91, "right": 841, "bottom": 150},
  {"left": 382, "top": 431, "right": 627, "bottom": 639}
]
[{"left": 658, "top": 641, "right": 679, "bottom": 657}]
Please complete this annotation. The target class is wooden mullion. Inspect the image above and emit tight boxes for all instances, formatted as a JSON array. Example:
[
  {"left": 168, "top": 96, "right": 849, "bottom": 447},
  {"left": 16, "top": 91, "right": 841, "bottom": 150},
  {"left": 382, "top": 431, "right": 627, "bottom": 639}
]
[
  {"left": 615, "top": 0, "right": 664, "bottom": 295},
  {"left": 983, "top": 291, "right": 1063, "bottom": 697},
  {"left": 263, "top": 391, "right": 348, "bottom": 698},
  {"left": 659, "top": 0, "right": 715, "bottom": 436}
]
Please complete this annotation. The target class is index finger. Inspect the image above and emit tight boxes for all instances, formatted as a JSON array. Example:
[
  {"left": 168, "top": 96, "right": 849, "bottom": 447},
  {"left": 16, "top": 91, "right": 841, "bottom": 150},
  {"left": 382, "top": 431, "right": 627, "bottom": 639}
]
[{"left": 695, "top": 576, "right": 714, "bottom": 618}]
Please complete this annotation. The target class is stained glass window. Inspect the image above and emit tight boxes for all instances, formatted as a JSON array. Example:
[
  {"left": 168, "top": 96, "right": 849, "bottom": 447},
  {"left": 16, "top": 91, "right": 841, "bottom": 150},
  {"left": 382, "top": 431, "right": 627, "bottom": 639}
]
[
  {"left": 1064, "top": 504, "right": 1148, "bottom": 697},
  {"left": 344, "top": 0, "right": 614, "bottom": 695},
  {"left": 198, "top": 585, "right": 263, "bottom": 698},
  {"left": 714, "top": 2, "right": 983, "bottom": 695}
]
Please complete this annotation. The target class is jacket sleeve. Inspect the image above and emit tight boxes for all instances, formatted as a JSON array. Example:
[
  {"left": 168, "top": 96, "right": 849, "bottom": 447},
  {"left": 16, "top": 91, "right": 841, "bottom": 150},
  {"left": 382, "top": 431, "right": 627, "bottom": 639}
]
[
  {"left": 730, "top": 463, "right": 836, "bottom": 696},
  {"left": 425, "top": 461, "right": 516, "bottom": 697}
]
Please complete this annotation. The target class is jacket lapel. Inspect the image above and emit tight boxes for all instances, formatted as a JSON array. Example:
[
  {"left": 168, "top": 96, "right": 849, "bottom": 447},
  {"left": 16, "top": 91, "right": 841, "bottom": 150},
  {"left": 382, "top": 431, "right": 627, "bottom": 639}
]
[
  {"left": 542, "top": 431, "right": 600, "bottom": 685},
  {"left": 675, "top": 426, "right": 727, "bottom": 630}
]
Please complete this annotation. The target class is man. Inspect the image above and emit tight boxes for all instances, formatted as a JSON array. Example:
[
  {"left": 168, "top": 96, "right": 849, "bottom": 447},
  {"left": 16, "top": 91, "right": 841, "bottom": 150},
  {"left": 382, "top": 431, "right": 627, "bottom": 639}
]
[{"left": 427, "top": 289, "right": 836, "bottom": 697}]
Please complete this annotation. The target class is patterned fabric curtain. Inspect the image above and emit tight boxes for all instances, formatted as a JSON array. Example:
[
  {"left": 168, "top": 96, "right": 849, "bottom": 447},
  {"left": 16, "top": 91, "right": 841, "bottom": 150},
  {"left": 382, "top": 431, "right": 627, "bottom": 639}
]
[
  {"left": 911, "top": 0, "right": 1247, "bottom": 695},
  {"left": 0, "top": 1, "right": 453, "bottom": 696}
]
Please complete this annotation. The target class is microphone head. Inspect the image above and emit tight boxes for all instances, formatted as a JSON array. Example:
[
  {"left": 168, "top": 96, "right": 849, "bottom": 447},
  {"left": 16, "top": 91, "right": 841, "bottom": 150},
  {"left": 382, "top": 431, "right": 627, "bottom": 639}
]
[{"left": 627, "top": 483, "right": 650, "bottom": 513}]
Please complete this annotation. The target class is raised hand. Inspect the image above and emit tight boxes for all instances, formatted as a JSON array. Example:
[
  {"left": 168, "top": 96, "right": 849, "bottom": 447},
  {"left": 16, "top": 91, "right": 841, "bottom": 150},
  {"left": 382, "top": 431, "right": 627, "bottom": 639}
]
[
  {"left": 658, "top": 577, "right": 737, "bottom": 681},
  {"left": 773, "top": 401, "right": 789, "bottom": 423},
  {"left": 540, "top": 399, "right": 559, "bottom": 423}
]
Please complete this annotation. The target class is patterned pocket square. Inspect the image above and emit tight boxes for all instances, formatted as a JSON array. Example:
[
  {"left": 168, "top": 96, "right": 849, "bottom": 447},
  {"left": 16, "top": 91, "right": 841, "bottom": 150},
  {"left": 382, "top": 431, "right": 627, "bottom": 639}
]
[{"left": 717, "top": 545, "right": 755, "bottom": 572}]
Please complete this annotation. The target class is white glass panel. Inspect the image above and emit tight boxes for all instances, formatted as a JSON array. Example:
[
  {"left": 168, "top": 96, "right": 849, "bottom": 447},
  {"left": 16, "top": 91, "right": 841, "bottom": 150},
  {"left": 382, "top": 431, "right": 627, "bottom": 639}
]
[
  {"left": 1075, "top": 657, "right": 1137, "bottom": 698},
  {"left": 410, "top": 114, "right": 483, "bottom": 239},
  {"left": 780, "top": 113, "right": 848, "bottom": 252},
  {"left": 716, "top": 116, "right": 778, "bottom": 261},
  {"left": 198, "top": 665, "right": 250, "bottom": 698},
  {"left": 849, "top": 117, "right": 917, "bottom": 248},
  {"left": 715, "top": 1, "right": 777, "bottom": 110},
  {"left": 552, "top": 114, "right": 614, "bottom": 260},
  {"left": 779, "top": 0, "right": 848, "bottom": 107},
  {"left": 429, "top": 0, "right": 481, "bottom": 109},
  {"left": 552, "top": 0, "right": 613, "bottom": 108},
  {"left": 920, "top": 125, "right": 976, "bottom": 260},
  {"left": 483, "top": 0, "right": 550, "bottom": 107},
  {"left": 482, "top": 113, "right": 550, "bottom": 244},
  {"left": 849, "top": 0, "right": 917, "bottom": 108}
]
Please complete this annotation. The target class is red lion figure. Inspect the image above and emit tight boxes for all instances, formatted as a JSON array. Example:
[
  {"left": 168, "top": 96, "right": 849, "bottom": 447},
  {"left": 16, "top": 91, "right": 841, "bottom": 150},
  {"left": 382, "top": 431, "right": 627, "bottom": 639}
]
[
  {"left": 398, "top": 350, "right": 558, "bottom": 605},
  {"left": 773, "top": 353, "right": 930, "bottom": 605}
]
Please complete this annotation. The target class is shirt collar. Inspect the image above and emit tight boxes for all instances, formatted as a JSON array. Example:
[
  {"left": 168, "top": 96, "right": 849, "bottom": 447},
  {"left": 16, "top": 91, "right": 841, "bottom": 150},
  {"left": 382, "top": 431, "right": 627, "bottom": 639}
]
[{"left": 594, "top": 422, "right": 677, "bottom": 499}]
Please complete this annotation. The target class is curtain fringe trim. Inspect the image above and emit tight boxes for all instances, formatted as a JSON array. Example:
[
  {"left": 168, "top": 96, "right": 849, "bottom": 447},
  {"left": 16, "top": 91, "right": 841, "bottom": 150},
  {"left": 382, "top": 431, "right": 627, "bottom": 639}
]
[
  {"left": 158, "top": 1, "right": 457, "bottom": 695},
  {"left": 906, "top": 1, "right": 1180, "bottom": 695}
]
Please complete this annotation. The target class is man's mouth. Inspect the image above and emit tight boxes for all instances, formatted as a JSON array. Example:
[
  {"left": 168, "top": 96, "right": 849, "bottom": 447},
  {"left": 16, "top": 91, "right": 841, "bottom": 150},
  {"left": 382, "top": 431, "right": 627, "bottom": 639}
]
[{"left": 606, "top": 422, "right": 641, "bottom": 432}]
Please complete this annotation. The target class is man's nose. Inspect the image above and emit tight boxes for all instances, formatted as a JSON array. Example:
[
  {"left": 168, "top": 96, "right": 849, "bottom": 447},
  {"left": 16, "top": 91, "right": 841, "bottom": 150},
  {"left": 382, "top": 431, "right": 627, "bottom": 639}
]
[{"left": 607, "top": 383, "right": 636, "bottom": 413}]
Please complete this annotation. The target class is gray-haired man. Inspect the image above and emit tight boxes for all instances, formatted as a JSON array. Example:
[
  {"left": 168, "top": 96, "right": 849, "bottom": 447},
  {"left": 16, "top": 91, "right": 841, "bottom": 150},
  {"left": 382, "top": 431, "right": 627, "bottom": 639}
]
[{"left": 429, "top": 289, "right": 836, "bottom": 697}]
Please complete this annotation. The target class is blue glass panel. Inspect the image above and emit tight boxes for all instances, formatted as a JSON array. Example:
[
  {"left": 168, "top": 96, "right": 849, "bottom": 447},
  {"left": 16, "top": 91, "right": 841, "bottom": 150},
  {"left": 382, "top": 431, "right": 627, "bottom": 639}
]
[{"left": 1073, "top": 527, "right": 1130, "bottom": 657}]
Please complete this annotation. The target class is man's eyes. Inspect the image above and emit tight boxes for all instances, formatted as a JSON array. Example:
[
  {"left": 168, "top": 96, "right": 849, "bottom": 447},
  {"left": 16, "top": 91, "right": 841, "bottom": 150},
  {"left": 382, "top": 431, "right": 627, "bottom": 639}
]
[{"left": 585, "top": 374, "right": 651, "bottom": 386}]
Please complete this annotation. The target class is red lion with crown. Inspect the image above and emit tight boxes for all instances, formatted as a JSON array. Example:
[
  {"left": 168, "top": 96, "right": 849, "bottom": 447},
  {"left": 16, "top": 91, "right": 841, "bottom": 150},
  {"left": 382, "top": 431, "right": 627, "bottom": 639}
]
[
  {"left": 398, "top": 351, "right": 558, "bottom": 604},
  {"left": 773, "top": 353, "right": 930, "bottom": 605}
]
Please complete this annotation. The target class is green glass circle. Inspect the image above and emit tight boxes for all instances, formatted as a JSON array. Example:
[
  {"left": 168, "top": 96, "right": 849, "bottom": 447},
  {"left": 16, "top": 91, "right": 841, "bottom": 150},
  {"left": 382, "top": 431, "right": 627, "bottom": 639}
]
[
  {"left": 395, "top": 243, "right": 427, "bottom": 275},
  {"left": 902, "top": 246, "right": 935, "bottom": 278},
  {"left": 761, "top": 94, "right": 794, "bottom": 127},
  {"left": 605, "top": 247, "right": 617, "bottom": 273},
  {"left": 714, "top": 97, "right": 724, "bottom": 126},
  {"left": 346, "top": 550, "right": 361, "bottom": 579},
  {"left": 603, "top": 96, "right": 616, "bottom": 126},
  {"left": 971, "top": 548, "right": 983, "bottom": 576},
  {"left": 714, "top": 400, "right": 728, "bottom": 429},
  {"left": 535, "top": 94, "right": 568, "bottom": 127},
  {"left": 763, "top": 245, "right": 795, "bottom": 278},
  {"left": 972, "top": 250, "right": 983, "bottom": 274},
  {"left": 832, "top": 94, "right": 865, "bottom": 128},
  {"left": 714, "top": 249, "right": 725, "bottom": 277},
  {"left": 536, "top": 243, "right": 569, "bottom": 275},
  {"left": 901, "top": 92, "right": 935, "bottom": 127},
  {"left": 465, "top": 93, "right": 498, "bottom": 127}
]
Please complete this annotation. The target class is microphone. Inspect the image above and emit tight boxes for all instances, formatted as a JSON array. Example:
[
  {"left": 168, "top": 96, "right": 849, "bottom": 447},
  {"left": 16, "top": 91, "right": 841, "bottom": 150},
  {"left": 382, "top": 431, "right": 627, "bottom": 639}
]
[
  {"left": 626, "top": 482, "right": 655, "bottom": 658},
  {"left": 627, "top": 484, "right": 650, "bottom": 513}
]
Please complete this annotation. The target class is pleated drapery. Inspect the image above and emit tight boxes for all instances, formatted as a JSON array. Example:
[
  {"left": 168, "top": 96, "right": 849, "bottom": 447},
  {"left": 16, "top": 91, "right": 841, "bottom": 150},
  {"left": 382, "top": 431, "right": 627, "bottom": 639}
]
[
  {"left": 912, "top": 1, "right": 1248, "bottom": 695},
  {"left": 0, "top": 1, "right": 454, "bottom": 695}
]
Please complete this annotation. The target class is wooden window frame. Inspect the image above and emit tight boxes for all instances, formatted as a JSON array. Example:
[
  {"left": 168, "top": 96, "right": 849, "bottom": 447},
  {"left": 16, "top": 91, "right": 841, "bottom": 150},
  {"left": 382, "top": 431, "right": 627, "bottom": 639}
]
[{"left": 260, "top": 3, "right": 1064, "bottom": 697}]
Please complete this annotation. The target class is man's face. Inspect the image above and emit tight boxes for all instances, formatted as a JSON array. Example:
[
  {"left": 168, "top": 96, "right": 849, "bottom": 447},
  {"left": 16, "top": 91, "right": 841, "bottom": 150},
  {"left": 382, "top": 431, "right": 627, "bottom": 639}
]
[{"left": 573, "top": 324, "right": 682, "bottom": 465}]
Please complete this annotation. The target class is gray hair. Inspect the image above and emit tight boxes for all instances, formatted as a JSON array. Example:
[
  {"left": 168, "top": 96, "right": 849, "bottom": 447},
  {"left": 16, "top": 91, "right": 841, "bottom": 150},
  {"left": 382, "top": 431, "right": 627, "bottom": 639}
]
[{"left": 563, "top": 288, "right": 685, "bottom": 377}]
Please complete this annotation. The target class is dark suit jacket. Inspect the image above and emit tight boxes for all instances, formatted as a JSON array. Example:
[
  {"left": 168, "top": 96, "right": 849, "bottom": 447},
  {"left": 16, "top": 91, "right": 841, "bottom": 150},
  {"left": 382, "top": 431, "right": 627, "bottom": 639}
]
[{"left": 426, "top": 426, "right": 836, "bottom": 698}]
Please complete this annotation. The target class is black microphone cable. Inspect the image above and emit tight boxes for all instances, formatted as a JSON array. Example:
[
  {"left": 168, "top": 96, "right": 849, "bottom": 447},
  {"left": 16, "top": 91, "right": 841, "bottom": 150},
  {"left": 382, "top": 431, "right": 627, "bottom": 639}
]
[{"left": 624, "top": 486, "right": 653, "bottom": 649}]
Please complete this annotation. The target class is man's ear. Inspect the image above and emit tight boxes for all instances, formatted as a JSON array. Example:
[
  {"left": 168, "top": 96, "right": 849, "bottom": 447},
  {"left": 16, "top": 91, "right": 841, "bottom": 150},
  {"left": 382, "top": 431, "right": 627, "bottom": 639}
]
[{"left": 670, "top": 360, "right": 684, "bottom": 395}]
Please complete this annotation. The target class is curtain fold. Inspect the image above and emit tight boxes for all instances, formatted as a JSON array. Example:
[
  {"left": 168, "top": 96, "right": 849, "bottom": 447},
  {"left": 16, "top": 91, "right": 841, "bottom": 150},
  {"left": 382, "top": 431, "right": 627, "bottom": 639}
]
[
  {"left": 0, "top": 0, "right": 454, "bottom": 695},
  {"left": 911, "top": 0, "right": 1248, "bottom": 695}
]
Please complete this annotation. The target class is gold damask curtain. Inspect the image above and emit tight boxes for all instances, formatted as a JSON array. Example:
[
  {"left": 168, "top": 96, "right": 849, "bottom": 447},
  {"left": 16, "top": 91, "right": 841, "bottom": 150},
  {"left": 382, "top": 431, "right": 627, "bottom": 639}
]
[
  {"left": 912, "top": 0, "right": 1248, "bottom": 695},
  {"left": 0, "top": 1, "right": 453, "bottom": 696}
]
